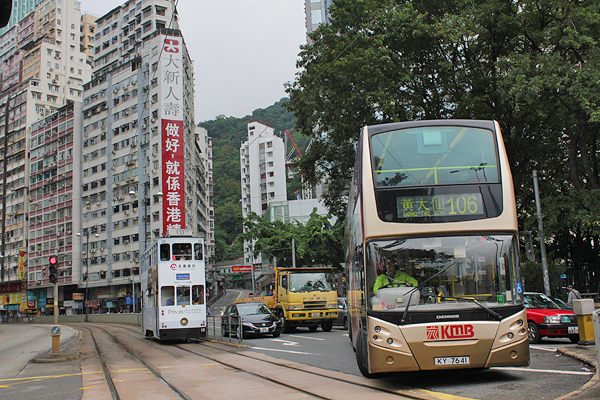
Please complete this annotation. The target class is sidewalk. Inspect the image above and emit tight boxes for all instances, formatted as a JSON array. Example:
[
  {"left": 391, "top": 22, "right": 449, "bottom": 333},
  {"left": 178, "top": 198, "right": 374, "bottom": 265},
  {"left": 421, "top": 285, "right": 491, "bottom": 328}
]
[{"left": 557, "top": 344, "right": 599, "bottom": 399}]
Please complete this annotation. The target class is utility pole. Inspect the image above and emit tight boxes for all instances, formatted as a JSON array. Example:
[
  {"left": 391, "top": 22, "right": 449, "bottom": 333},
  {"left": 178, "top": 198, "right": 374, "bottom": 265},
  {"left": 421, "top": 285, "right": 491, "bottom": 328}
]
[{"left": 533, "top": 170, "right": 551, "bottom": 296}]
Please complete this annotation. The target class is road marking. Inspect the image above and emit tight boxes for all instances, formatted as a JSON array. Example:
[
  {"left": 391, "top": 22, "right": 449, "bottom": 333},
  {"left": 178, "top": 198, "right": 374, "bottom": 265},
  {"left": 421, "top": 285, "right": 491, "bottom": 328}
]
[
  {"left": 530, "top": 345, "right": 558, "bottom": 352},
  {"left": 270, "top": 338, "right": 300, "bottom": 346},
  {"left": 494, "top": 367, "right": 593, "bottom": 375},
  {"left": 289, "top": 335, "right": 325, "bottom": 341},
  {"left": 250, "top": 346, "right": 316, "bottom": 355},
  {"left": 409, "top": 389, "right": 478, "bottom": 400}
]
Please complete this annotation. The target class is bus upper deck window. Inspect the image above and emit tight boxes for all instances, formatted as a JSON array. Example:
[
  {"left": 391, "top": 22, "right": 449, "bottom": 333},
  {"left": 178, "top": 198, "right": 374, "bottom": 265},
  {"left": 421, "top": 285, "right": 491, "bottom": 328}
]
[
  {"left": 173, "top": 243, "right": 192, "bottom": 260},
  {"left": 194, "top": 243, "right": 203, "bottom": 260},
  {"left": 160, "top": 244, "right": 170, "bottom": 261}
]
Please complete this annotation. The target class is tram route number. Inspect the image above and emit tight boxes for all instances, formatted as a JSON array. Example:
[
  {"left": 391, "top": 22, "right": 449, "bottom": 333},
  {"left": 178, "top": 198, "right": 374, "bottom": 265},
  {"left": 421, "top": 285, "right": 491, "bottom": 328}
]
[{"left": 434, "top": 356, "right": 470, "bottom": 365}]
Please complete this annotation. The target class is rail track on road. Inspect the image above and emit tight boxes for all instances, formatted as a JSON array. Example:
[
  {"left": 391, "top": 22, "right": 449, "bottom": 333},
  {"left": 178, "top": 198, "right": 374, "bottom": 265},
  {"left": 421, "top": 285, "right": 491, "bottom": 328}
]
[{"left": 77, "top": 323, "right": 443, "bottom": 400}]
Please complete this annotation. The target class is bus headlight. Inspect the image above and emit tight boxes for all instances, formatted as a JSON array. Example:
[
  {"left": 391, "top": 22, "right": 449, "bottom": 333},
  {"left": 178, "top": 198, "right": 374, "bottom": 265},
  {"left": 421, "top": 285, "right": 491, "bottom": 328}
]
[
  {"left": 287, "top": 305, "right": 302, "bottom": 310},
  {"left": 328, "top": 303, "right": 337, "bottom": 309},
  {"left": 180, "top": 317, "right": 189, "bottom": 326}
]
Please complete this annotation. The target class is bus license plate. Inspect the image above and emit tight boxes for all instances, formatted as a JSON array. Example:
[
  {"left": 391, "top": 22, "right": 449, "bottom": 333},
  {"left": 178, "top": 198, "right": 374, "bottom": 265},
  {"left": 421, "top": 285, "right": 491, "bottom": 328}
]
[
  {"left": 435, "top": 356, "right": 470, "bottom": 365},
  {"left": 311, "top": 312, "right": 320, "bottom": 317},
  {"left": 568, "top": 326, "right": 579, "bottom": 334}
]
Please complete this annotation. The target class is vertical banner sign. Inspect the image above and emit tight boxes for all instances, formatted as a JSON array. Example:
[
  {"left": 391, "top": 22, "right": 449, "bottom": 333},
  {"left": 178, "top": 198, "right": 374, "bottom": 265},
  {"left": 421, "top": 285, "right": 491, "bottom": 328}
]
[
  {"left": 18, "top": 249, "right": 25, "bottom": 280},
  {"left": 160, "top": 36, "right": 185, "bottom": 233}
]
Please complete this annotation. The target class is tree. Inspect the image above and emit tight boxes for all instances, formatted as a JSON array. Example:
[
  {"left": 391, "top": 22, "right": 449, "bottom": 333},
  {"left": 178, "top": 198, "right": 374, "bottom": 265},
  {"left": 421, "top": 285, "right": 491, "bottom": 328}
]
[
  {"left": 240, "top": 210, "right": 344, "bottom": 268},
  {"left": 285, "top": 0, "right": 600, "bottom": 292}
]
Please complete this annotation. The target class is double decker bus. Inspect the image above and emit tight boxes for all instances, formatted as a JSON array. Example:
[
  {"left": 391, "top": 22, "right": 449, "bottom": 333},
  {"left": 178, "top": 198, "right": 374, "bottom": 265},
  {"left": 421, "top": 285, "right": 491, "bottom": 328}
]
[
  {"left": 141, "top": 231, "right": 207, "bottom": 342},
  {"left": 345, "top": 120, "right": 529, "bottom": 377}
]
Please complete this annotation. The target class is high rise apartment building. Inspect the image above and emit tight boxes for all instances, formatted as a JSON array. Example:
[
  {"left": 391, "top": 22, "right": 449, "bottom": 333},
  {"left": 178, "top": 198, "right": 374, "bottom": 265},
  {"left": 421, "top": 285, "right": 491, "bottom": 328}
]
[
  {"left": 0, "top": 0, "right": 92, "bottom": 315},
  {"left": 305, "top": 0, "right": 332, "bottom": 36},
  {"left": 0, "top": 0, "right": 213, "bottom": 317},
  {"left": 79, "top": 0, "right": 213, "bottom": 314},
  {"left": 0, "top": 0, "right": 43, "bottom": 37},
  {"left": 240, "top": 120, "right": 286, "bottom": 267}
]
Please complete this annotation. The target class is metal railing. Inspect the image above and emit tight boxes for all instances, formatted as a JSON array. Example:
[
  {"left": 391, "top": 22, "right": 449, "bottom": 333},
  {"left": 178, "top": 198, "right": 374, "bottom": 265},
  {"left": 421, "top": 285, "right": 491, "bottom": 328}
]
[{"left": 206, "top": 315, "right": 243, "bottom": 345}]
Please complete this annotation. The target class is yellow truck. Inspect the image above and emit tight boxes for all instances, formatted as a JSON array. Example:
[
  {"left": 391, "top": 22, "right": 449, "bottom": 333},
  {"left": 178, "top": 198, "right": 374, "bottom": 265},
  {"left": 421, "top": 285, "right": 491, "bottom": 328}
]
[{"left": 235, "top": 267, "right": 338, "bottom": 333}]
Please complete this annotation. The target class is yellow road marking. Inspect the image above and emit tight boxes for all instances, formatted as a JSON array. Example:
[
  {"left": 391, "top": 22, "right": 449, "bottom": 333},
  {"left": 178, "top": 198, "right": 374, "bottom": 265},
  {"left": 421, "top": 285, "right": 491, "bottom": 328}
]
[{"left": 408, "top": 389, "right": 479, "bottom": 400}]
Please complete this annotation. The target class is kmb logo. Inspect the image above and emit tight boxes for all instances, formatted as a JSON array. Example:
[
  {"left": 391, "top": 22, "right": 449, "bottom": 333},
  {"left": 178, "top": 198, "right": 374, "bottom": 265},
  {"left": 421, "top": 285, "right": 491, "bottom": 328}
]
[{"left": 426, "top": 324, "right": 474, "bottom": 340}]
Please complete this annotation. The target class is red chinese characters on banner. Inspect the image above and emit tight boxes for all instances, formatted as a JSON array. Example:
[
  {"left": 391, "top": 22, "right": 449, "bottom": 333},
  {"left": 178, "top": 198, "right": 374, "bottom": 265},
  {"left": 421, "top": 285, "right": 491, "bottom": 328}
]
[{"left": 162, "top": 119, "right": 185, "bottom": 232}]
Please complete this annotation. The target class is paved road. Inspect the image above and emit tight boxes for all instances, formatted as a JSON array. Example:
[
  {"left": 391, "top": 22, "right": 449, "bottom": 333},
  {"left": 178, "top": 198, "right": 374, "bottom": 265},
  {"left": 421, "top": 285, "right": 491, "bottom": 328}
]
[
  {"left": 0, "top": 324, "right": 81, "bottom": 400},
  {"left": 240, "top": 323, "right": 594, "bottom": 399}
]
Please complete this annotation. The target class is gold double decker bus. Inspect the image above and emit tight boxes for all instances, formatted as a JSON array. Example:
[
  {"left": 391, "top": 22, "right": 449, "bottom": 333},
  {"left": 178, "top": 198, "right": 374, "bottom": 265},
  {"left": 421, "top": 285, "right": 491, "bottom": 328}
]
[{"left": 344, "top": 120, "right": 530, "bottom": 377}]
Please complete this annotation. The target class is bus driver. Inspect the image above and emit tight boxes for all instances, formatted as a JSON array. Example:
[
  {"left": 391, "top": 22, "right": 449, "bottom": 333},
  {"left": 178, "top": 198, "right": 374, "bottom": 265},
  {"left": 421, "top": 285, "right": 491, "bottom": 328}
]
[{"left": 373, "top": 259, "right": 418, "bottom": 294}]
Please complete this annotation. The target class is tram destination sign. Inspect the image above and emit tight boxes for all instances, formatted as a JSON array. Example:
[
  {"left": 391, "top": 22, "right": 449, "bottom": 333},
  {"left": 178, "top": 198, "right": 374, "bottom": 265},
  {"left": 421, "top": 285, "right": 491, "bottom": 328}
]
[{"left": 396, "top": 193, "right": 484, "bottom": 218}]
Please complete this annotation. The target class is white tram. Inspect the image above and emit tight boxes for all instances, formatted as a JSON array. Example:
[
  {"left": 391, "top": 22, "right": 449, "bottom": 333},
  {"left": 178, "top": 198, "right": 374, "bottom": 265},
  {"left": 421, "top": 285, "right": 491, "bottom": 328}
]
[{"left": 141, "top": 233, "right": 207, "bottom": 341}]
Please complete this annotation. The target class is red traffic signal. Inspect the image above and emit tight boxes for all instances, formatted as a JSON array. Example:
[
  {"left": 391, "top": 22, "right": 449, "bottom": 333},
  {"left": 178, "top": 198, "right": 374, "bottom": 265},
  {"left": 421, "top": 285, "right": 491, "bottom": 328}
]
[{"left": 48, "top": 256, "right": 58, "bottom": 283}]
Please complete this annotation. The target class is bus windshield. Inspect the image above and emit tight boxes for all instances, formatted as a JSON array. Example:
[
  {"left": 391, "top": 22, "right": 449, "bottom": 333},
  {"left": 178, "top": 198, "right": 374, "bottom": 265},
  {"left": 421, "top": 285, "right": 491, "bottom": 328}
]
[
  {"left": 366, "top": 234, "right": 520, "bottom": 311},
  {"left": 289, "top": 272, "right": 335, "bottom": 292},
  {"left": 371, "top": 126, "right": 499, "bottom": 187}
]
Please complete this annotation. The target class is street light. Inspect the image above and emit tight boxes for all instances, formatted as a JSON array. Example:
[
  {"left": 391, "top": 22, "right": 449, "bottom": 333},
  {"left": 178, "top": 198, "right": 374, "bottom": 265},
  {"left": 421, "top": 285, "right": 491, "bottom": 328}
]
[{"left": 77, "top": 229, "right": 99, "bottom": 321}]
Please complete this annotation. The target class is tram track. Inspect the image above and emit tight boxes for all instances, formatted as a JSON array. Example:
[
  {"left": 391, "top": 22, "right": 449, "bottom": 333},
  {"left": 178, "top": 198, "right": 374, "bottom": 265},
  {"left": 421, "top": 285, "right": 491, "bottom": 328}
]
[
  {"left": 89, "top": 323, "right": 440, "bottom": 400},
  {"left": 81, "top": 324, "right": 192, "bottom": 400}
]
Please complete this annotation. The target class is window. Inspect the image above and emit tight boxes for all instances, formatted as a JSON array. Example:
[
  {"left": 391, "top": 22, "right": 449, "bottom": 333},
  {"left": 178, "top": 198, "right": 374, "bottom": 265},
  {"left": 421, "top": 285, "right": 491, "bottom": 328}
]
[
  {"left": 172, "top": 243, "right": 192, "bottom": 260},
  {"left": 160, "top": 243, "right": 170, "bottom": 261},
  {"left": 177, "top": 286, "right": 190, "bottom": 305},
  {"left": 192, "top": 285, "right": 204, "bottom": 305},
  {"left": 194, "top": 243, "right": 203, "bottom": 260},
  {"left": 161, "top": 286, "right": 174, "bottom": 306}
]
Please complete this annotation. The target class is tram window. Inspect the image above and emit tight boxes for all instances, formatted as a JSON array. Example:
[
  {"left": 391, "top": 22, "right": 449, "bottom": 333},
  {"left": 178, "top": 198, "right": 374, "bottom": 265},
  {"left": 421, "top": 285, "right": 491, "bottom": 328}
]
[
  {"left": 194, "top": 243, "right": 203, "bottom": 260},
  {"left": 173, "top": 243, "right": 192, "bottom": 260},
  {"left": 192, "top": 285, "right": 204, "bottom": 305},
  {"left": 177, "top": 286, "right": 190, "bottom": 305},
  {"left": 160, "top": 244, "right": 170, "bottom": 261},
  {"left": 161, "top": 286, "right": 175, "bottom": 306}
]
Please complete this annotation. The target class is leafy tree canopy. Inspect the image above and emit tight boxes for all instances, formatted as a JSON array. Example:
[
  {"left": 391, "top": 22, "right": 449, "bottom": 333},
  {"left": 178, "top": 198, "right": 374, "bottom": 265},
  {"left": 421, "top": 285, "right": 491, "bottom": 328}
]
[
  {"left": 285, "top": 0, "right": 600, "bottom": 292},
  {"left": 240, "top": 210, "right": 344, "bottom": 268}
]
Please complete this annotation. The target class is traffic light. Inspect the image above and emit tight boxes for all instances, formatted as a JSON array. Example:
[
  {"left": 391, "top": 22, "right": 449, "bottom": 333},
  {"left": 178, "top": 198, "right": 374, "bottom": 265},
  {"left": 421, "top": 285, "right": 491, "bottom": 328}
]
[{"left": 48, "top": 256, "right": 58, "bottom": 284}]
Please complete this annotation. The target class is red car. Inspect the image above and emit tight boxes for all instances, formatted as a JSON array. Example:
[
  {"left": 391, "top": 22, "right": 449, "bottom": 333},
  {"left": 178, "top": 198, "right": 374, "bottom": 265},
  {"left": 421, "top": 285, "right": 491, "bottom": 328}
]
[{"left": 524, "top": 292, "right": 579, "bottom": 344}]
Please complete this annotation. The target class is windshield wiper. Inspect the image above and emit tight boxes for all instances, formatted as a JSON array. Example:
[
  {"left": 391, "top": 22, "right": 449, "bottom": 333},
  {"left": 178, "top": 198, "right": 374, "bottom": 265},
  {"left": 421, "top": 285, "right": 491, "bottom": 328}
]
[
  {"left": 400, "top": 262, "right": 456, "bottom": 325},
  {"left": 434, "top": 296, "right": 503, "bottom": 321}
]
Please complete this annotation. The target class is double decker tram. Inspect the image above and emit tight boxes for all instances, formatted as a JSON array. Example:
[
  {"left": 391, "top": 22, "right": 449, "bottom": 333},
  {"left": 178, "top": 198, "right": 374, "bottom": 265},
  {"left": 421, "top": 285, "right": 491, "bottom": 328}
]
[
  {"left": 344, "top": 120, "right": 529, "bottom": 377},
  {"left": 141, "top": 232, "right": 207, "bottom": 342}
]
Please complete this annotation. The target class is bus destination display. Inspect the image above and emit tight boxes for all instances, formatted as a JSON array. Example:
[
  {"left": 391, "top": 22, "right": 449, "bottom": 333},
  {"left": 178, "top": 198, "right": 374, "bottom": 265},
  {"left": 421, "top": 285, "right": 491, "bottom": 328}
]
[{"left": 396, "top": 193, "right": 484, "bottom": 218}]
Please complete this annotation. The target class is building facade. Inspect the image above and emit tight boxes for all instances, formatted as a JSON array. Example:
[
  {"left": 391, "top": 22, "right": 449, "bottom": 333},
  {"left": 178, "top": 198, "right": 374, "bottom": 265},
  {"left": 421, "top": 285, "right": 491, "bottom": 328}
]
[
  {"left": 79, "top": 0, "right": 213, "bottom": 314},
  {"left": 305, "top": 0, "right": 332, "bottom": 36},
  {"left": 0, "top": 0, "right": 92, "bottom": 316},
  {"left": 240, "top": 120, "right": 286, "bottom": 268}
]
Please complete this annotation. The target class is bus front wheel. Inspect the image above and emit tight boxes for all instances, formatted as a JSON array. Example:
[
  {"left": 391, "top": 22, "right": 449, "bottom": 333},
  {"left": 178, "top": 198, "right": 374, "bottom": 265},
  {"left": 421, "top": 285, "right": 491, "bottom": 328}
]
[{"left": 356, "top": 329, "right": 379, "bottom": 378}]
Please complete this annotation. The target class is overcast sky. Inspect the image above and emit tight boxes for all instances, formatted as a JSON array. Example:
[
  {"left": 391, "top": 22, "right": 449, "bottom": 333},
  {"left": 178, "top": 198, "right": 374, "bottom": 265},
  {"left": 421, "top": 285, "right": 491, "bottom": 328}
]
[{"left": 81, "top": 0, "right": 307, "bottom": 122}]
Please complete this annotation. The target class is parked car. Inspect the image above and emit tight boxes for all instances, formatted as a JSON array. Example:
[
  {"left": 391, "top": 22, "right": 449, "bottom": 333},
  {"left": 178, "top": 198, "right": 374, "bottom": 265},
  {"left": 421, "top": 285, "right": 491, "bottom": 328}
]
[
  {"left": 221, "top": 302, "right": 281, "bottom": 338},
  {"left": 552, "top": 297, "right": 573, "bottom": 310},
  {"left": 334, "top": 297, "right": 348, "bottom": 329},
  {"left": 523, "top": 292, "right": 579, "bottom": 344}
]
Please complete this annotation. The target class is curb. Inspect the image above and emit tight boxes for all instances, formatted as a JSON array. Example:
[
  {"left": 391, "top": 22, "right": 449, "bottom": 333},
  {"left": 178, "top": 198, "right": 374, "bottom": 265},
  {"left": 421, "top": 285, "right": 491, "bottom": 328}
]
[
  {"left": 31, "top": 328, "right": 83, "bottom": 364},
  {"left": 555, "top": 346, "right": 598, "bottom": 400}
]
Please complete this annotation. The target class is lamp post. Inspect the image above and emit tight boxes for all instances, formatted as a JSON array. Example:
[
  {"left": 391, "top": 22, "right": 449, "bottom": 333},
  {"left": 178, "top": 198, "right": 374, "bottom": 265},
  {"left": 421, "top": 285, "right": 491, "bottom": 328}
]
[{"left": 77, "top": 229, "right": 99, "bottom": 321}]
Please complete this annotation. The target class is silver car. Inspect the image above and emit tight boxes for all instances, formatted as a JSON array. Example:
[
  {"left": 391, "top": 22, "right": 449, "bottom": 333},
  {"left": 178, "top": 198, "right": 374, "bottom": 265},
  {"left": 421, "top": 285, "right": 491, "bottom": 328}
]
[{"left": 334, "top": 297, "right": 348, "bottom": 329}]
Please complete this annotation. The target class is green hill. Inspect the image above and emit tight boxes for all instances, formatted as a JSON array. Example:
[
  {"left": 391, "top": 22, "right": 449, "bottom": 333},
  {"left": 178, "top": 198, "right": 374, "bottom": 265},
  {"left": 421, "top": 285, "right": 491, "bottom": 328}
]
[{"left": 199, "top": 98, "right": 306, "bottom": 261}]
